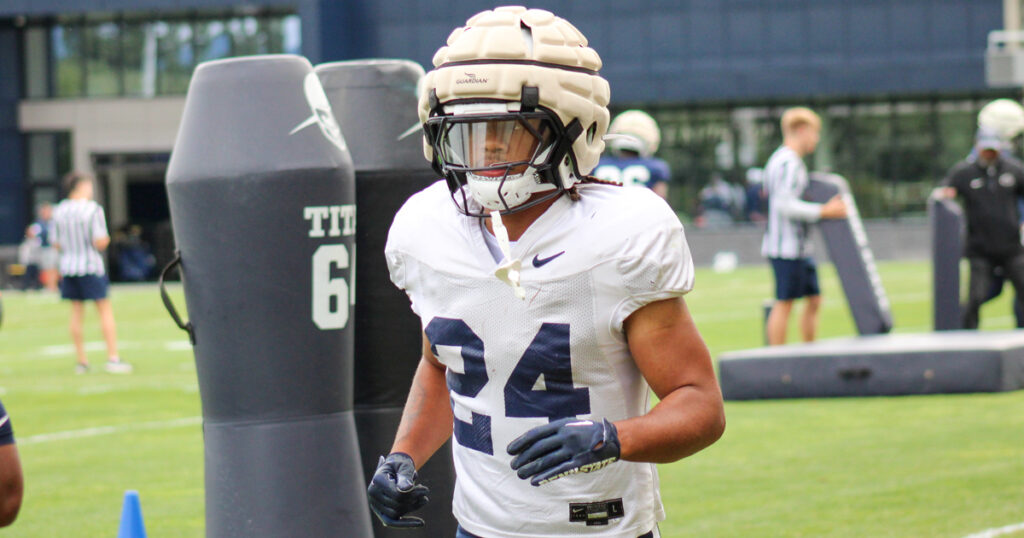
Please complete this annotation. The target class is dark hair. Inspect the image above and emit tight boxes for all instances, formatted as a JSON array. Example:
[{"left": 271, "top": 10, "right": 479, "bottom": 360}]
[{"left": 62, "top": 171, "right": 93, "bottom": 196}]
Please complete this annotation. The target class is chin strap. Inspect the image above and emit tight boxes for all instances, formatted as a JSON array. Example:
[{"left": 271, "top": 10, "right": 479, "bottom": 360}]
[{"left": 490, "top": 210, "right": 526, "bottom": 300}]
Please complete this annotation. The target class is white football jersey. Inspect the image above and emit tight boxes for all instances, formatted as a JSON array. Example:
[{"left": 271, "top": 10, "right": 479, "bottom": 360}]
[{"left": 385, "top": 181, "right": 694, "bottom": 538}]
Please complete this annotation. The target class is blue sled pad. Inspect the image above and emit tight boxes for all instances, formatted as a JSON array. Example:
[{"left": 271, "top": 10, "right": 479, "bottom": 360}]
[{"left": 719, "top": 331, "right": 1024, "bottom": 400}]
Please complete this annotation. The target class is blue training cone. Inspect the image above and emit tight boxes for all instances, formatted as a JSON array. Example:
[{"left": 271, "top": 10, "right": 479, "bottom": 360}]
[{"left": 117, "top": 490, "right": 147, "bottom": 538}]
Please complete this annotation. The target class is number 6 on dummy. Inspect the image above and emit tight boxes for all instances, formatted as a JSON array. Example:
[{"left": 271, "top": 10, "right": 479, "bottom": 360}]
[{"left": 306, "top": 208, "right": 357, "bottom": 330}]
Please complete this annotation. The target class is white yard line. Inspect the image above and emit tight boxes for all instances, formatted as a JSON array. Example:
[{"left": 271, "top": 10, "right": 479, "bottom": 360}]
[
  {"left": 75, "top": 382, "right": 198, "bottom": 395},
  {"left": 164, "top": 341, "right": 194, "bottom": 352},
  {"left": 0, "top": 340, "right": 192, "bottom": 362},
  {"left": 19, "top": 416, "right": 201, "bottom": 446},
  {"left": 39, "top": 341, "right": 142, "bottom": 356},
  {"left": 963, "top": 521, "right": 1024, "bottom": 538}
]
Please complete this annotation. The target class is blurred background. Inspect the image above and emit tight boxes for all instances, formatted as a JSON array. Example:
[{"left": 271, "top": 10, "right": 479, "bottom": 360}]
[{"left": 0, "top": 0, "right": 1016, "bottom": 273}]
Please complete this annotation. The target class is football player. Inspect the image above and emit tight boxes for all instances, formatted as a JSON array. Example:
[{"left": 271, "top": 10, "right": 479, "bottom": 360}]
[
  {"left": 366, "top": 6, "right": 725, "bottom": 538},
  {"left": 593, "top": 110, "right": 671, "bottom": 201}
]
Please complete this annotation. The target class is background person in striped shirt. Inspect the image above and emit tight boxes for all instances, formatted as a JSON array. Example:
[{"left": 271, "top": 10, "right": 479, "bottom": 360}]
[
  {"left": 762, "top": 108, "right": 847, "bottom": 346},
  {"left": 51, "top": 172, "right": 131, "bottom": 374}
]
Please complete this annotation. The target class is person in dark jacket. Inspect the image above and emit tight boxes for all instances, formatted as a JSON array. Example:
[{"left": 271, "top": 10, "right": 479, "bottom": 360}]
[{"left": 938, "top": 127, "right": 1024, "bottom": 329}]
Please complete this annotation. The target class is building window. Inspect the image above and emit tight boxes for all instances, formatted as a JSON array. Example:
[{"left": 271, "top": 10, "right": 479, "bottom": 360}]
[
  {"left": 51, "top": 21, "right": 84, "bottom": 97},
  {"left": 25, "top": 132, "right": 72, "bottom": 215},
  {"left": 23, "top": 26, "right": 50, "bottom": 98},
  {"left": 24, "top": 10, "right": 301, "bottom": 99},
  {"left": 84, "top": 17, "right": 122, "bottom": 97},
  {"left": 26, "top": 132, "right": 71, "bottom": 183},
  {"left": 158, "top": 21, "right": 195, "bottom": 95}
]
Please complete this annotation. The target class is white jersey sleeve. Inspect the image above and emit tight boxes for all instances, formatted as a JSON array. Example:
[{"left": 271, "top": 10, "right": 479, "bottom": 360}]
[
  {"left": 600, "top": 187, "right": 694, "bottom": 331},
  {"left": 771, "top": 159, "right": 820, "bottom": 222},
  {"left": 385, "top": 183, "right": 453, "bottom": 317},
  {"left": 763, "top": 145, "right": 820, "bottom": 258},
  {"left": 91, "top": 205, "right": 109, "bottom": 240}
]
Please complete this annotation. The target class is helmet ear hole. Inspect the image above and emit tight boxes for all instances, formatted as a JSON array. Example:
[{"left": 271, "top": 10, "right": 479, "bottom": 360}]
[{"left": 586, "top": 123, "right": 597, "bottom": 144}]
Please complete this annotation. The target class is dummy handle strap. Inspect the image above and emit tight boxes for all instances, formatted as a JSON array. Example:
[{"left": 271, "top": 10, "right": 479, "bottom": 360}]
[{"left": 159, "top": 251, "right": 195, "bottom": 345}]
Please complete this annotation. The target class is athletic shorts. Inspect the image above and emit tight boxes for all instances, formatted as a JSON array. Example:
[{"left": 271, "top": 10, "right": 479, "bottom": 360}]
[
  {"left": 769, "top": 257, "right": 820, "bottom": 300},
  {"left": 60, "top": 274, "right": 109, "bottom": 301}
]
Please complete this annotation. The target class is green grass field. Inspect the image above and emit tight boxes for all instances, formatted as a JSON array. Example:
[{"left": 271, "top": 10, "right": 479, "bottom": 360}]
[{"left": 0, "top": 260, "right": 1021, "bottom": 537}]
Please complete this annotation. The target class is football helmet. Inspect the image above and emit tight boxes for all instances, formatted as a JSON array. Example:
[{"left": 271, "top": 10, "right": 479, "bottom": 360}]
[
  {"left": 607, "top": 109, "right": 661, "bottom": 158},
  {"left": 978, "top": 99, "right": 1024, "bottom": 140},
  {"left": 418, "top": 6, "right": 611, "bottom": 215}
]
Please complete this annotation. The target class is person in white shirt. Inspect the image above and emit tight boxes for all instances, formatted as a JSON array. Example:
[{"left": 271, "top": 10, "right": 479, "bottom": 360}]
[
  {"left": 51, "top": 172, "right": 131, "bottom": 374},
  {"left": 365, "top": 7, "right": 725, "bottom": 538},
  {"left": 762, "top": 108, "right": 847, "bottom": 346}
]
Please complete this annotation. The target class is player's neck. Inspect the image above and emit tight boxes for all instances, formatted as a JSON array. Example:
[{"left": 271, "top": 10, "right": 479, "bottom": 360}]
[
  {"left": 783, "top": 139, "right": 806, "bottom": 157},
  {"left": 484, "top": 196, "right": 560, "bottom": 242}
]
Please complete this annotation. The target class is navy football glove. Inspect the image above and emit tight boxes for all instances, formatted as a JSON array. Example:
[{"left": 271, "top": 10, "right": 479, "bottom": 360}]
[
  {"left": 507, "top": 417, "right": 621, "bottom": 486},
  {"left": 366, "top": 452, "right": 430, "bottom": 528}
]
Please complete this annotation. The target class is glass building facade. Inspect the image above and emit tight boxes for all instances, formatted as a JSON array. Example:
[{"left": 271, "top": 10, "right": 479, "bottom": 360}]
[{"left": 24, "top": 10, "right": 301, "bottom": 100}]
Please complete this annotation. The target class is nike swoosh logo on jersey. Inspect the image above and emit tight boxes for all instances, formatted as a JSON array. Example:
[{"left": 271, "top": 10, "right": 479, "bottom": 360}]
[
  {"left": 0, "top": 416, "right": 8, "bottom": 429},
  {"left": 532, "top": 251, "right": 565, "bottom": 268}
]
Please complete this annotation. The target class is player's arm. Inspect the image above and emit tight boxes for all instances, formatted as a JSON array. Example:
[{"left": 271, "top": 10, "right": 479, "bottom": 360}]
[
  {"left": 507, "top": 296, "right": 724, "bottom": 485},
  {"left": 367, "top": 333, "right": 452, "bottom": 528},
  {"left": 49, "top": 223, "right": 60, "bottom": 252},
  {"left": 91, "top": 208, "right": 110, "bottom": 252},
  {"left": 0, "top": 409, "right": 23, "bottom": 528},
  {"left": 615, "top": 296, "right": 725, "bottom": 463},
  {"left": 390, "top": 333, "right": 454, "bottom": 466},
  {"left": 0, "top": 444, "right": 22, "bottom": 527},
  {"left": 934, "top": 166, "right": 962, "bottom": 200},
  {"left": 774, "top": 166, "right": 845, "bottom": 221}
]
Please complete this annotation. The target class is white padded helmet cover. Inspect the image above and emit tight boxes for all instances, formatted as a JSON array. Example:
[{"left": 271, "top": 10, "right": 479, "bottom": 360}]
[
  {"left": 608, "top": 109, "right": 661, "bottom": 157},
  {"left": 419, "top": 6, "right": 611, "bottom": 178},
  {"left": 978, "top": 98, "right": 1024, "bottom": 140}
]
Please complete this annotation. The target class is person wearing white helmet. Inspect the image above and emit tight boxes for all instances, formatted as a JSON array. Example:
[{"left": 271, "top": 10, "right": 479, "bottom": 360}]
[
  {"left": 366, "top": 7, "right": 724, "bottom": 538},
  {"left": 593, "top": 110, "right": 671, "bottom": 200},
  {"left": 975, "top": 99, "right": 1024, "bottom": 326}
]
